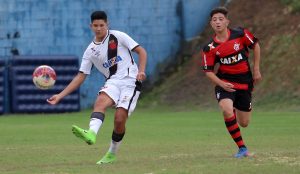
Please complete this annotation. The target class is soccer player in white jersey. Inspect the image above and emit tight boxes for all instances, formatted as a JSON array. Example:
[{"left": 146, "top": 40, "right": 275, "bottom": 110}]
[{"left": 47, "top": 11, "right": 147, "bottom": 164}]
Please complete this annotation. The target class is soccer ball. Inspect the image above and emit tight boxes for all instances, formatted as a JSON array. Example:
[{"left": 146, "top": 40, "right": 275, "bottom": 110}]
[{"left": 32, "top": 65, "right": 56, "bottom": 89}]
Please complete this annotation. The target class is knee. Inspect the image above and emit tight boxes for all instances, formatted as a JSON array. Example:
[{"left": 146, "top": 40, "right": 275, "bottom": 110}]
[
  {"left": 114, "top": 116, "right": 125, "bottom": 126},
  {"left": 239, "top": 120, "right": 249, "bottom": 128},
  {"left": 114, "top": 108, "right": 128, "bottom": 131},
  {"left": 114, "top": 117, "right": 126, "bottom": 133},
  {"left": 222, "top": 110, "right": 234, "bottom": 117},
  {"left": 114, "top": 114, "right": 127, "bottom": 128},
  {"left": 221, "top": 107, "right": 234, "bottom": 117},
  {"left": 93, "top": 104, "right": 107, "bottom": 113},
  {"left": 219, "top": 104, "right": 234, "bottom": 117}
]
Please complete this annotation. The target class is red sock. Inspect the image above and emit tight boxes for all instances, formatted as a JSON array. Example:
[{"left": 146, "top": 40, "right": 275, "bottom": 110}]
[{"left": 224, "top": 114, "right": 246, "bottom": 148}]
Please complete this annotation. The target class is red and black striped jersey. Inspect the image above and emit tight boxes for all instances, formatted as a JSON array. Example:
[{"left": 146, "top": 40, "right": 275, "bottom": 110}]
[{"left": 202, "top": 27, "right": 258, "bottom": 90}]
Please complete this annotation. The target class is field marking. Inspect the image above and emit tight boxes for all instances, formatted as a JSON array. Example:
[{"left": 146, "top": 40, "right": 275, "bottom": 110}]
[{"left": 255, "top": 152, "right": 300, "bottom": 166}]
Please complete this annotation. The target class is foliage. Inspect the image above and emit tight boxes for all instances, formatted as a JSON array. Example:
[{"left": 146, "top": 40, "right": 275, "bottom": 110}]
[{"left": 280, "top": 0, "right": 300, "bottom": 12}]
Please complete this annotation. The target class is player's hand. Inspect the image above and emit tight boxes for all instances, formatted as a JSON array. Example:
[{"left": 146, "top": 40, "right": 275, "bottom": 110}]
[
  {"left": 220, "top": 82, "right": 236, "bottom": 92},
  {"left": 47, "top": 94, "right": 61, "bottom": 105},
  {"left": 253, "top": 69, "right": 262, "bottom": 85},
  {"left": 136, "top": 71, "right": 146, "bottom": 82}
]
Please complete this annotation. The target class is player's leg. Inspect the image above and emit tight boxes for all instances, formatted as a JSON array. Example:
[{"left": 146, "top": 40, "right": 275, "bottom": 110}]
[
  {"left": 219, "top": 99, "right": 234, "bottom": 119},
  {"left": 88, "top": 92, "right": 115, "bottom": 134},
  {"left": 72, "top": 82, "right": 118, "bottom": 145},
  {"left": 231, "top": 90, "right": 253, "bottom": 158},
  {"left": 216, "top": 86, "right": 247, "bottom": 158},
  {"left": 235, "top": 110, "right": 251, "bottom": 127},
  {"left": 230, "top": 108, "right": 251, "bottom": 158},
  {"left": 220, "top": 99, "right": 248, "bottom": 158},
  {"left": 110, "top": 107, "right": 129, "bottom": 152},
  {"left": 97, "top": 108, "right": 128, "bottom": 164},
  {"left": 234, "top": 90, "right": 253, "bottom": 128},
  {"left": 72, "top": 92, "right": 114, "bottom": 145},
  {"left": 97, "top": 78, "right": 141, "bottom": 164}
]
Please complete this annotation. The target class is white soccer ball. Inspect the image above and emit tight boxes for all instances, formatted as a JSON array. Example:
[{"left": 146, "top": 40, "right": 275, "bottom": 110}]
[{"left": 32, "top": 65, "right": 56, "bottom": 90}]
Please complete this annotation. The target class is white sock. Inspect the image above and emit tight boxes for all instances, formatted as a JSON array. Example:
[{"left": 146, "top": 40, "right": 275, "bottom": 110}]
[
  {"left": 89, "top": 118, "right": 103, "bottom": 134},
  {"left": 108, "top": 140, "right": 122, "bottom": 154}
]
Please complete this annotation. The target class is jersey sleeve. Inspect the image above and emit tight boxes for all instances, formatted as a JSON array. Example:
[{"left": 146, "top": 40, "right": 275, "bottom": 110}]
[
  {"left": 202, "top": 45, "right": 216, "bottom": 72},
  {"left": 79, "top": 48, "right": 93, "bottom": 75},
  {"left": 243, "top": 28, "right": 258, "bottom": 49},
  {"left": 118, "top": 31, "right": 139, "bottom": 51}
]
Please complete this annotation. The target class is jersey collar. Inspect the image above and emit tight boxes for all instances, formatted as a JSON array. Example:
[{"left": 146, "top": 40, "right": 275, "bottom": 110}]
[
  {"left": 93, "top": 30, "right": 110, "bottom": 45},
  {"left": 213, "top": 29, "right": 231, "bottom": 44}
]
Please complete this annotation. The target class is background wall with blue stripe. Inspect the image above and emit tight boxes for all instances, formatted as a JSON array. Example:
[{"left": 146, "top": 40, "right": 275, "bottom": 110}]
[{"left": 0, "top": 0, "right": 220, "bottom": 109}]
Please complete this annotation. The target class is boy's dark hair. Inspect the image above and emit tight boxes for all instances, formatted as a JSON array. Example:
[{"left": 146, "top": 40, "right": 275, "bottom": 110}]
[
  {"left": 210, "top": 6, "right": 228, "bottom": 18},
  {"left": 91, "top": 11, "right": 107, "bottom": 22}
]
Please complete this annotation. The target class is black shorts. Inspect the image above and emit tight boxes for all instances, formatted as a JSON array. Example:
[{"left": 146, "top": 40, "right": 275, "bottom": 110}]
[{"left": 215, "top": 86, "right": 252, "bottom": 112}]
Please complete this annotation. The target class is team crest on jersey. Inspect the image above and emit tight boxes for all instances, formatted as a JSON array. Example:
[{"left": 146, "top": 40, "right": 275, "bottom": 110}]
[
  {"left": 220, "top": 53, "right": 243, "bottom": 64},
  {"left": 233, "top": 42, "right": 240, "bottom": 51},
  {"left": 109, "top": 40, "right": 117, "bottom": 50},
  {"left": 103, "top": 56, "right": 123, "bottom": 68}
]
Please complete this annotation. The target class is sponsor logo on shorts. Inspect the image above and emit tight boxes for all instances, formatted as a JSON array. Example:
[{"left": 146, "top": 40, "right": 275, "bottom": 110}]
[
  {"left": 216, "top": 92, "right": 220, "bottom": 100},
  {"left": 121, "top": 96, "right": 129, "bottom": 103}
]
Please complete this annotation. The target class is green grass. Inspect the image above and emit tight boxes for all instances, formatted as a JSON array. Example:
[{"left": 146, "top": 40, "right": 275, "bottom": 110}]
[{"left": 0, "top": 109, "right": 299, "bottom": 174}]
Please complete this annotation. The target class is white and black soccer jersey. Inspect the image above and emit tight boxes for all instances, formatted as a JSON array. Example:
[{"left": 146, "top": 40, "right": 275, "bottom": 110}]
[{"left": 80, "top": 30, "right": 139, "bottom": 79}]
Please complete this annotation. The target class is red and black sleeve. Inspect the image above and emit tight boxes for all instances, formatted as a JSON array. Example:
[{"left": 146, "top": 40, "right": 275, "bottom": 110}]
[
  {"left": 202, "top": 44, "right": 216, "bottom": 72},
  {"left": 243, "top": 28, "right": 258, "bottom": 49}
]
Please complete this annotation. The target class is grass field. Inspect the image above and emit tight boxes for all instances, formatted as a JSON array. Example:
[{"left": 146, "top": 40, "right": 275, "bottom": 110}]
[{"left": 0, "top": 109, "right": 299, "bottom": 174}]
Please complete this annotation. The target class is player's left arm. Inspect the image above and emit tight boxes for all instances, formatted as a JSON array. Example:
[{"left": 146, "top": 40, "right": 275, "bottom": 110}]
[
  {"left": 243, "top": 28, "right": 262, "bottom": 85},
  {"left": 133, "top": 46, "right": 147, "bottom": 81},
  {"left": 252, "top": 43, "right": 262, "bottom": 84},
  {"left": 118, "top": 31, "right": 147, "bottom": 81}
]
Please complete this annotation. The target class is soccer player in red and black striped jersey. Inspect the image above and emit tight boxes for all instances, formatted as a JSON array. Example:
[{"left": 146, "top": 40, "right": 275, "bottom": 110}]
[{"left": 202, "top": 7, "right": 262, "bottom": 158}]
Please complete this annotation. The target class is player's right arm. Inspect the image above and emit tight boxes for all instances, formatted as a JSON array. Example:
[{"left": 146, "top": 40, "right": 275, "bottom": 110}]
[
  {"left": 48, "top": 45, "right": 93, "bottom": 105},
  {"left": 202, "top": 45, "right": 235, "bottom": 92},
  {"left": 205, "top": 72, "right": 235, "bottom": 92},
  {"left": 47, "top": 72, "right": 87, "bottom": 105}
]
